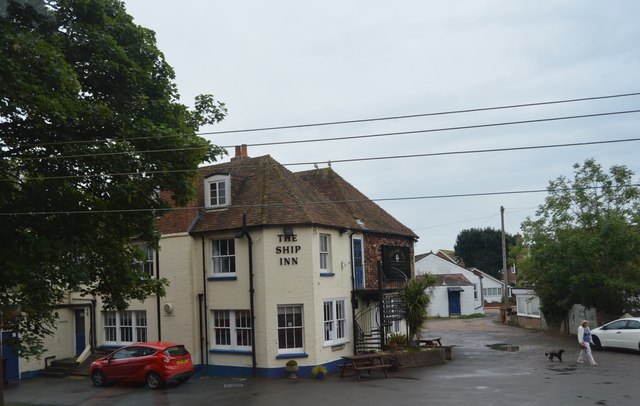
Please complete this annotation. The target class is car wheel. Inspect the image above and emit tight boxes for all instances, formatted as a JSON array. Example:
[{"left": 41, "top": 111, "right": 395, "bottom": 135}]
[
  {"left": 91, "top": 370, "right": 107, "bottom": 387},
  {"left": 146, "top": 372, "right": 163, "bottom": 389},
  {"left": 591, "top": 336, "right": 602, "bottom": 350}
]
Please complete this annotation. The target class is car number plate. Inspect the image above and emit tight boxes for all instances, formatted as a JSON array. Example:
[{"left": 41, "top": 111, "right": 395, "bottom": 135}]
[{"left": 176, "top": 359, "right": 187, "bottom": 365}]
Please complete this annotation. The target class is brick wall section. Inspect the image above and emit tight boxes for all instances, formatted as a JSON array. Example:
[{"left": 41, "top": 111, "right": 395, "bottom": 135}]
[
  {"left": 385, "top": 347, "right": 446, "bottom": 368},
  {"left": 363, "top": 234, "right": 414, "bottom": 290}
]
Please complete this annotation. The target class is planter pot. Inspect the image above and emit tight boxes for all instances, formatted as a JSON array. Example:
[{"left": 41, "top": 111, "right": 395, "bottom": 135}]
[{"left": 285, "top": 366, "right": 298, "bottom": 379}]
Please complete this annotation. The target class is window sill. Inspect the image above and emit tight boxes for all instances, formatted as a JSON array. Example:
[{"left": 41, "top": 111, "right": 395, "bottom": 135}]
[
  {"left": 320, "top": 272, "right": 335, "bottom": 277},
  {"left": 208, "top": 275, "right": 238, "bottom": 281},
  {"left": 276, "top": 353, "right": 308, "bottom": 360},
  {"left": 210, "top": 349, "right": 252, "bottom": 355}
]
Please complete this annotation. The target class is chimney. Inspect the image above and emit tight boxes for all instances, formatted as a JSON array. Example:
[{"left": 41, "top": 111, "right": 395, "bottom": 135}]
[{"left": 232, "top": 144, "right": 248, "bottom": 160}]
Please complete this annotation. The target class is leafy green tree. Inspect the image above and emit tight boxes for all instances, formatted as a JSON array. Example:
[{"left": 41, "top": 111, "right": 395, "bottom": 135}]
[
  {"left": 0, "top": 0, "right": 226, "bottom": 356},
  {"left": 519, "top": 159, "right": 640, "bottom": 328},
  {"left": 401, "top": 275, "right": 436, "bottom": 341},
  {"left": 454, "top": 227, "right": 516, "bottom": 279}
]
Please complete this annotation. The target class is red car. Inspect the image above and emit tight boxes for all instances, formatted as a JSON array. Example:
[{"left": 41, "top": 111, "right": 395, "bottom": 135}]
[{"left": 90, "top": 342, "right": 195, "bottom": 389}]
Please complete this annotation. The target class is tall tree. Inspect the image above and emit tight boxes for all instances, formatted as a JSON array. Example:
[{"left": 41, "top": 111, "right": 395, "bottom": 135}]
[
  {"left": 0, "top": 0, "right": 226, "bottom": 356},
  {"left": 519, "top": 159, "right": 640, "bottom": 328},
  {"left": 454, "top": 227, "right": 515, "bottom": 279}
]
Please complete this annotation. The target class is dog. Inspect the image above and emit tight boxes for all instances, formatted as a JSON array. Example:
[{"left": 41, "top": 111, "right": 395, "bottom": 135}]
[{"left": 544, "top": 349, "right": 565, "bottom": 362}]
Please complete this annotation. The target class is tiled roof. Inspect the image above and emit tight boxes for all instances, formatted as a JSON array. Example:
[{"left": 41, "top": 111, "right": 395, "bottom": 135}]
[
  {"left": 177, "top": 154, "right": 417, "bottom": 238},
  {"left": 432, "top": 273, "right": 474, "bottom": 286}
]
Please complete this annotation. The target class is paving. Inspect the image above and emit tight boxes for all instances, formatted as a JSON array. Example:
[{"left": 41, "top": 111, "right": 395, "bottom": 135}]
[{"left": 4, "top": 311, "right": 639, "bottom": 405}]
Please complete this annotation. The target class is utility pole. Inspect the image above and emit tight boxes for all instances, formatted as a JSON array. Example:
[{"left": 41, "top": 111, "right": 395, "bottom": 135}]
[{"left": 501, "top": 206, "right": 508, "bottom": 323}]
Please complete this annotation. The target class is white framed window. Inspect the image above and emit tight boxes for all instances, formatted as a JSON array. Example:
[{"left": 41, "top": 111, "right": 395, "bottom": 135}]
[
  {"left": 212, "top": 310, "right": 252, "bottom": 350},
  {"left": 277, "top": 305, "right": 304, "bottom": 354},
  {"left": 516, "top": 295, "right": 541, "bottom": 317},
  {"left": 103, "top": 310, "right": 147, "bottom": 345},
  {"left": 323, "top": 299, "right": 348, "bottom": 346},
  {"left": 319, "top": 234, "right": 331, "bottom": 272},
  {"left": 483, "top": 287, "right": 502, "bottom": 296},
  {"left": 205, "top": 174, "right": 231, "bottom": 208},
  {"left": 134, "top": 244, "right": 154, "bottom": 278},
  {"left": 390, "top": 320, "right": 402, "bottom": 334},
  {"left": 474, "top": 284, "right": 478, "bottom": 300},
  {"left": 211, "top": 239, "right": 235, "bottom": 277}
]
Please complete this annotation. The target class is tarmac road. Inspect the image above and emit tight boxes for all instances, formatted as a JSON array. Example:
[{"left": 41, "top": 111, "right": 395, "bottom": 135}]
[{"left": 5, "top": 311, "right": 639, "bottom": 406}]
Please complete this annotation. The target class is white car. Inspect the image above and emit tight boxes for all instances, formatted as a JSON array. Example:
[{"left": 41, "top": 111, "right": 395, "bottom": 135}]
[{"left": 590, "top": 317, "right": 640, "bottom": 352}]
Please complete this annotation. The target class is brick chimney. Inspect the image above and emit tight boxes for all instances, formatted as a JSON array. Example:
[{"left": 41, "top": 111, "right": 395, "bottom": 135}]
[{"left": 232, "top": 144, "right": 248, "bottom": 160}]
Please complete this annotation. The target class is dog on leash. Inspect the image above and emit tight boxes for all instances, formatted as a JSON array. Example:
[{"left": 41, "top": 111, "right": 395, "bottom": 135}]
[{"left": 544, "top": 349, "right": 565, "bottom": 362}]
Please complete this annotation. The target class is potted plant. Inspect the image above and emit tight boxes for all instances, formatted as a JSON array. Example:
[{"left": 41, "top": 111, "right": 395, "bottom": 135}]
[
  {"left": 311, "top": 365, "right": 328, "bottom": 379},
  {"left": 285, "top": 359, "right": 298, "bottom": 379}
]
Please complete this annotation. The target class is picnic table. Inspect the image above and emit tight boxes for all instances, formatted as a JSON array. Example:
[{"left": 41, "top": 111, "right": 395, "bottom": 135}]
[
  {"left": 417, "top": 337, "right": 442, "bottom": 346},
  {"left": 339, "top": 353, "right": 392, "bottom": 381},
  {"left": 417, "top": 337, "right": 453, "bottom": 360}
]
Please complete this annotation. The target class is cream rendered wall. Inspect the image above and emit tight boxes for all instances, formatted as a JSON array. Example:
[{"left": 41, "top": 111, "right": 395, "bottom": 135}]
[
  {"left": 310, "top": 228, "right": 354, "bottom": 365},
  {"left": 158, "top": 232, "right": 199, "bottom": 354},
  {"left": 19, "top": 308, "right": 76, "bottom": 374},
  {"left": 251, "top": 226, "right": 353, "bottom": 369},
  {"left": 260, "top": 227, "right": 315, "bottom": 369}
]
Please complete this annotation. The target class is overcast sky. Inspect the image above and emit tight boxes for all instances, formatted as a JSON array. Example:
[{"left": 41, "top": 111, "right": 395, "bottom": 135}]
[{"left": 125, "top": 0, "right": 640, "bottom": 256}]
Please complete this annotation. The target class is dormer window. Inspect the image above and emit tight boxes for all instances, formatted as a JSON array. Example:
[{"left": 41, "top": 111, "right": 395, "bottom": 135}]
[{"left": 205, "top": 174, "right": 230, "bottom": 208}]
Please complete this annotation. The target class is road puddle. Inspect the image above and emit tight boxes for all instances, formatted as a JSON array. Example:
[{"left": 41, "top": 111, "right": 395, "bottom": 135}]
[{"left": 486, "top": 343, "right": 520, "bottom": 352}]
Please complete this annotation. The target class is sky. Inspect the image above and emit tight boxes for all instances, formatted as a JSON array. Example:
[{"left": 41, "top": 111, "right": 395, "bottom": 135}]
[{"left": 124, "top": 0, "right": 640, "bottom": 256}]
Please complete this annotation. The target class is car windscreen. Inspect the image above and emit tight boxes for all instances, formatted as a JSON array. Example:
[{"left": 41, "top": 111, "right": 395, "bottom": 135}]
[{"left": 165, "top": 346, "right": 189, "bottom": 357}]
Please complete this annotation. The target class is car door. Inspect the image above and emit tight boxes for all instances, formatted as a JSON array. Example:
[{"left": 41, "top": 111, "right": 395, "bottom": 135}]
[
  {"left": 620, "top": 320, "right": 640, "bottom": 350},
  {"left": 597, "top": 320, "right": 628, "bottom": 348},
  {"left": 103, "top": 346, "right": 139, "bottom": 381}
]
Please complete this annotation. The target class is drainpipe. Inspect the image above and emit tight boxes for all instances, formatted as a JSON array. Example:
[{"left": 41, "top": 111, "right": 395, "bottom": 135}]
[
  {"left": 201, "top": 236, "right": 209, "bottom": 373},
  {"left": 198, "top": 293, "right": 204, "bottom": 367},
  {"left": 156, "top": 249, "right": 162, "bottom": 341},
  {"left": 349, "top": 232, "right": 358, "bottom": 355},
  {"left": 235, "top": 214, "right": 257, "bottom": 377}
]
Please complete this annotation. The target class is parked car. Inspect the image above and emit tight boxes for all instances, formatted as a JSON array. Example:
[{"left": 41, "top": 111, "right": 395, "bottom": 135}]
[
  {"left": 590, "top": 317, "right": 640, "bottom": 352},
  {"left": 90, "top": 342, "right": 194, "bottom": 389}
]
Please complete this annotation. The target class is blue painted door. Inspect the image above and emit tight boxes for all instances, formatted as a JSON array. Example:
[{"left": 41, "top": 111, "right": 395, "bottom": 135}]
[
  {"left": 75, "top": 309, "right": 86, "bottom": 356},
  {"left": 448, "top": 291, "right": 461, "bottom": 315},
  {"left": 352, "top": 238, "right": 364, "bottom": 290},
  {"left": 2, "top": 331, "right": 19, "bottom": 383}
]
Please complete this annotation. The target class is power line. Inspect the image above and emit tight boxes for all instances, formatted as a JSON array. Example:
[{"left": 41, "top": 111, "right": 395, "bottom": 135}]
[
  {"left": 5, "top": 91, "right": 640, "bottom": 150},
  {"left": 232, "top": 109, "right": 640, "bottom": 148},
  {"left": 5, "top": 137, "right": 639, "bottom": 182},
  {"left": 9, "top": 109, "right": 640, "bottom": 161},
  {"left": 200, "top": 91, "right": 640, "bottom": 135},
  {"left": 2, "top": 184, "right": 638, "bottom": 217},
  {"left": 285, "top": 138, "right": 640, "bottom": 167},
  {"left": 0, "top": 189, "right": 549, "bottom": 216}
]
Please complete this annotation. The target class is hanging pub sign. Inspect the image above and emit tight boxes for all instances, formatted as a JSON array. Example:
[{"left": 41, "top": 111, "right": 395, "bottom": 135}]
[{"left": 382, "top": 245, "right": 411, "bottom": 280}]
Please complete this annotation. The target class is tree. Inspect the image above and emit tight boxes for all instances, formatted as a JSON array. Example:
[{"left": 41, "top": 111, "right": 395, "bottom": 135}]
[
  {"left": 519, "top": 159, "right": 640, "bottom": 328},
  {"left": 401, "top": 275, "right": 436, "bottom": 342},
  {"left": 454, "top": 227, "right": 516, "bottom": 279},
  {"left": 0, "top": 0, "right": 226, "bottom": 356}
]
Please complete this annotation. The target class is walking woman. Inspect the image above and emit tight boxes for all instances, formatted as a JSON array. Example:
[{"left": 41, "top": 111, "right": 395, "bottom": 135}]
[{"left": 577, "top": 320, "right": 598, "bottom": 366}]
